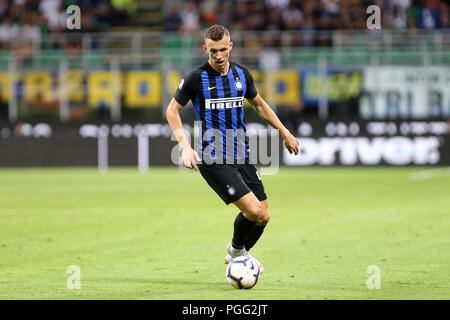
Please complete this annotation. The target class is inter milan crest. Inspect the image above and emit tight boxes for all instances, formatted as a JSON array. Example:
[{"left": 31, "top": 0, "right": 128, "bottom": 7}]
[
  {"left": 227, "top": 185, "right": 236, "bottom": 196},
  {"left": 234, "top": 79, "right": 243, "bottom": 91}
]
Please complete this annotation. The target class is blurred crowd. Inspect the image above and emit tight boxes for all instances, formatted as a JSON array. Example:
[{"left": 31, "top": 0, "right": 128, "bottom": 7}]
[
  {"left": 163, "top": 0, "right": 450, "bottom": 33},
  {"left": 0, "top": 0, "right": 448, "bottom": 60},
  {"left": 0, "top": 0, "right": 137, "bottom": 50}
]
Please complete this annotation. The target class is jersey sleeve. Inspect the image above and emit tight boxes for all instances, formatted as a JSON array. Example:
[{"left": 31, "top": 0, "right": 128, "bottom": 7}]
[
  {"left": 243, "top": 66, "right": 258, "bottom": 99},
  {"left": 173, "top": 69, "right": 198, "bottom": 106}
]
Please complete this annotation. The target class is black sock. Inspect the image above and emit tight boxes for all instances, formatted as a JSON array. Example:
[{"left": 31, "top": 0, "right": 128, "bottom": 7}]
[
  {"left": 244, "top": 224, "right": 266, "bottom": 251},
  {"left": 231, "top": 212, "right": 255, "bottom": 250}
]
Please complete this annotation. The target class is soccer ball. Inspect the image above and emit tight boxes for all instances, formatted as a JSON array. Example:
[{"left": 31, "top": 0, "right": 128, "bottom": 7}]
[{"left": 226, "top": 256, "right": 261, "bottom": 289}]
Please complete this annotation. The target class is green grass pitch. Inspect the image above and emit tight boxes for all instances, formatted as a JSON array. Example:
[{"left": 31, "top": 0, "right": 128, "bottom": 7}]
[{"left": 0, "top": 167, "right": 448, "bottom": 300}]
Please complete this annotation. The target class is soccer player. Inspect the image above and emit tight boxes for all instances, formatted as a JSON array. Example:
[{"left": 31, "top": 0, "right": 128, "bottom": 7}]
[{"left": 165, "top": 24, "right": 299, "bottom": 272}]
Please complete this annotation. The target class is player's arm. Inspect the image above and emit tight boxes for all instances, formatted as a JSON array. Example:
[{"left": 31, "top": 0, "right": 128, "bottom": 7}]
[
  {"left": 165, "top": 98, "right": 200, "bottom": 171},
  {"left": 247, "top": 94, "right": 299, "bottom": 155}
]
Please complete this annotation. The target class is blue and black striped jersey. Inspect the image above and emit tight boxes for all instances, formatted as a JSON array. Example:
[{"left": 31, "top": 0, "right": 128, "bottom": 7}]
[{"left": 174, "top": 60, "right": 258, "bottom": 164}]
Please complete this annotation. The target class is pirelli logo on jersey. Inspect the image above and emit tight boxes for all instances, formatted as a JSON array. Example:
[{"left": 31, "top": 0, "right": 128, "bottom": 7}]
[{"left": 205, "top": 97, "right": 244, "bottom": 110}]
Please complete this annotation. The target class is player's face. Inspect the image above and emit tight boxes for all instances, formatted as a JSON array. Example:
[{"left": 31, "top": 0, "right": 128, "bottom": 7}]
[{"left": 204, "top": 35, "right": 233, "bottom": 73}]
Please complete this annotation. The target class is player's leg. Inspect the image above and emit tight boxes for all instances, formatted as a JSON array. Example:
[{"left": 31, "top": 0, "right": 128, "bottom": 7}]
[
  {"left": 228, "top": 197, "right": 269, "bottom": 254},
  {"left": 197, "top": 163, "right": 255, "bottom": 255},
  {"left": 230, "top": 192, "right": 265, "bottom": 251},
  {"left": 197, "top": 163, "right": 265, "bottom": 270},
  {"left": 225, "top": 192, "right": 266, "bottom": 272},
  {"left": 244, "top": 199, "right": 269, "bottom": 251},
  {"left": 234, "top": 164, "right": 269, "bottom": 251}
]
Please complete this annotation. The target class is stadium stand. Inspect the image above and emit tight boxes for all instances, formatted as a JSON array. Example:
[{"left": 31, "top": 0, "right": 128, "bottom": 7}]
[{"left": 0, "top": 0, "right": 449, "bottom": 121}]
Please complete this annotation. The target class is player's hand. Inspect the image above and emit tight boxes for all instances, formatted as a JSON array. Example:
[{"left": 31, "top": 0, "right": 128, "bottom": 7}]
[
  {"left": 181, "top": 147, "right": 201, "bottom": 171},
  {"left": 282, "top": 130, "right": 299, "bottom": 155}
]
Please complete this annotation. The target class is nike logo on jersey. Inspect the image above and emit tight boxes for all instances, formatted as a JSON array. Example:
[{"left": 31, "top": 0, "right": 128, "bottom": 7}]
[{"left": 208, "top": 86, "right": 216, "bottom": 90}]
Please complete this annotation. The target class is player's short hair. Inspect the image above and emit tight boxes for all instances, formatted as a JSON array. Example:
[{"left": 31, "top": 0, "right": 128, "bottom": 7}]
[{"left": 204, "top": 24, "right": 230, "bottom": 42}]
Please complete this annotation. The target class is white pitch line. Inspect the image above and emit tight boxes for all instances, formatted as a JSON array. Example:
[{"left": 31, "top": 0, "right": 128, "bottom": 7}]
[{"left": 408, "top": 167, "right": 450, "bottom": 181}]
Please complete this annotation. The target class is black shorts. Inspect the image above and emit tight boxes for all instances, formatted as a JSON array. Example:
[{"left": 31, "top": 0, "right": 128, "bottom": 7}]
[{"left": 198, "top": 163, "right": 267, "bottom": 205}]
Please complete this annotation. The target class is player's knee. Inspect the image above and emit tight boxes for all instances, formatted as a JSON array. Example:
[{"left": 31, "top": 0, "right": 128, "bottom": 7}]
[
  {"left": 257, "top": 212, "right": 270, "bottom": 226},
  {"left": 244, "top": 203, "right": 263, "bottom": 222}
]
